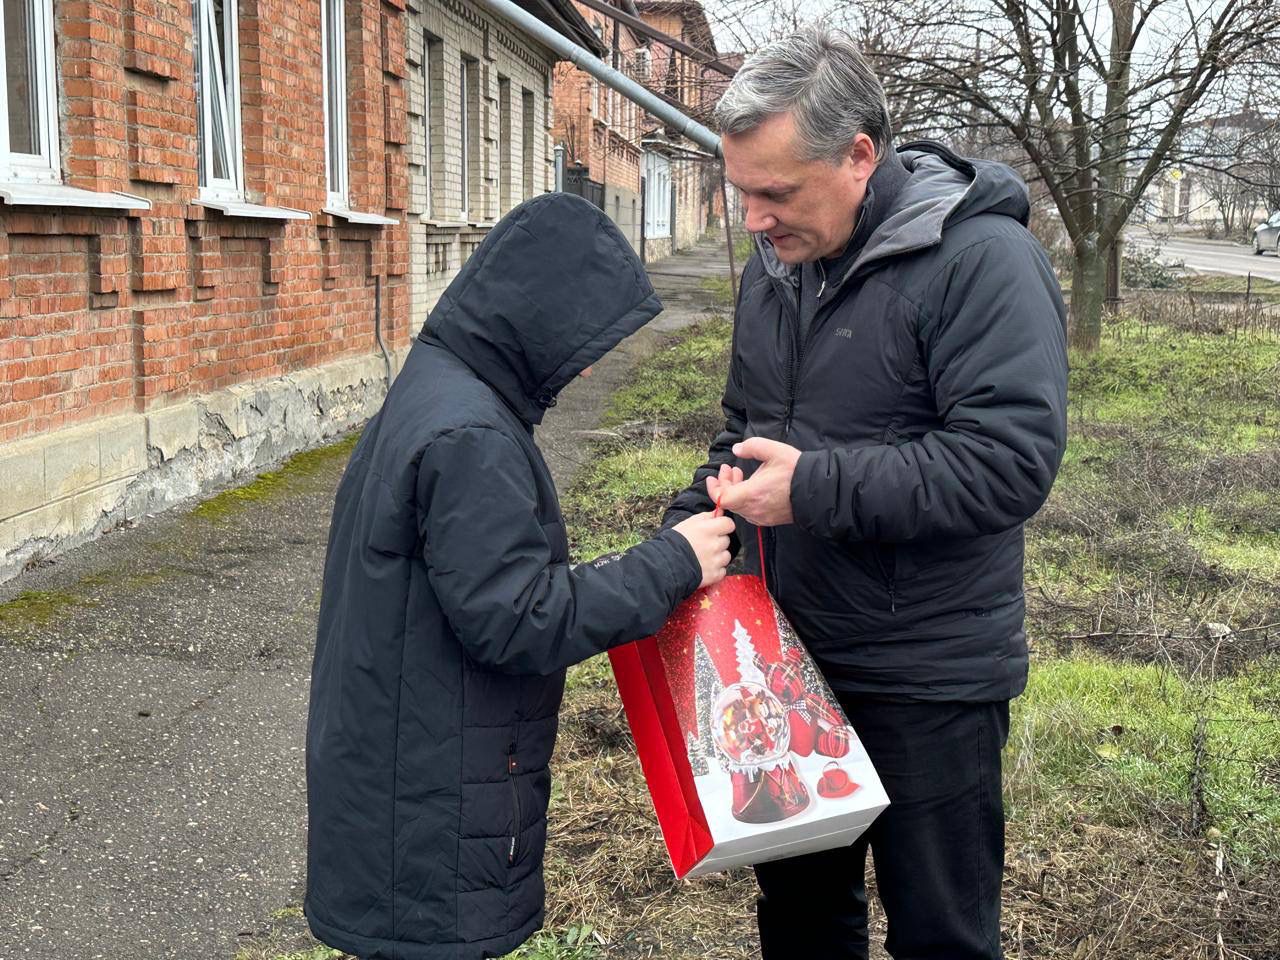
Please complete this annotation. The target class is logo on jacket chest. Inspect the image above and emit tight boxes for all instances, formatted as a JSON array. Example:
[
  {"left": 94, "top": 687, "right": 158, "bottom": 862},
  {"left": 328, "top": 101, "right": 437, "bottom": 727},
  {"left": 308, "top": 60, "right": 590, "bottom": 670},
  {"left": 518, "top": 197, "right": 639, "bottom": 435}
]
[{"left": 833, "top": 327, "right": 854, "bottom": 339}]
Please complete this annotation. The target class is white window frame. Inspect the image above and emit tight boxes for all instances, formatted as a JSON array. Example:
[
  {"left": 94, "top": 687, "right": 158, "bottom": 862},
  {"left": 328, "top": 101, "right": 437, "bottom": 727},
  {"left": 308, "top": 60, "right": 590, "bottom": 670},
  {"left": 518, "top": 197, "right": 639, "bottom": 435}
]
[
  {"left": 644, "top": 152, "right": 671, "bottom": 239},
  {"left": 459, "top": 58, "right": 470, "bottom": 218},
  {"left": 634, "top": 46, "right": 650, "bottom": 81},
  {"left": 0, "top": 0, "right": 60, "bottom": 184},
  {"left": 497, "top": 74, "right": 511, "bottom": 215},
  {"left": 422, "top": 30, "right": 432, "bottom": 216},
  {"left": 321, "top": 0, "right": 349, "bottom": 208},
  {"left": 194, "top": 0, "right": 244, "bottom": 201},
  {"left": 521, "top": 88, "right": 534, "bottom": 201}
]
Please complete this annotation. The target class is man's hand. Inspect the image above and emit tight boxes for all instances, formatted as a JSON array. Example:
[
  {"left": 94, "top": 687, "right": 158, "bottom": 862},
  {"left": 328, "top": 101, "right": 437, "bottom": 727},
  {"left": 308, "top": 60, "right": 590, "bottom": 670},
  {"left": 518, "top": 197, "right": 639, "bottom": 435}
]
[{"left": 706, "top": 438, "right": 802, "bottom": 527}]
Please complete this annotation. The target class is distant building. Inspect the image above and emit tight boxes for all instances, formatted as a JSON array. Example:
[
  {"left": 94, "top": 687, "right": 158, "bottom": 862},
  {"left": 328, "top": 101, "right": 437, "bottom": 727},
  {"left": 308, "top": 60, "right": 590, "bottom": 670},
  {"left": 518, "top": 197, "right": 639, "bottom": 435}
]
[
  {"left": 551, "top": 0, "right": 648, "bottom": 252},
  {"left": 1134, "top": 109, "right": 1276, "bottom": 232}
]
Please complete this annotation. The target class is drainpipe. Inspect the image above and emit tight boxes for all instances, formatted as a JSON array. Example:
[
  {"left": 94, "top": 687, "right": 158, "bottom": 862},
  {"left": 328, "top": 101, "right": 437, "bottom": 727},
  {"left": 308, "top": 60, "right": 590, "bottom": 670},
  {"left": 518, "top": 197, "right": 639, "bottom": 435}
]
[
  {"left": 470, "top": 0, "right": 721, "bottom": 157},
  {"left": 374, "top": 274, "right": 392, "bottom": 385}
]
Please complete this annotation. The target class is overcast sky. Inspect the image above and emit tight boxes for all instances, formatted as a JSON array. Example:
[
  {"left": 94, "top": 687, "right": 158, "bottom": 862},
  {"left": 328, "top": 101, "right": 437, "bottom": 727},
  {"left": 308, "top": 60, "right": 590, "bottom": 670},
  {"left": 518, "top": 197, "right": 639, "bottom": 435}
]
[{"left": 698, "top": 0, "right": 832, "bottom": 56}]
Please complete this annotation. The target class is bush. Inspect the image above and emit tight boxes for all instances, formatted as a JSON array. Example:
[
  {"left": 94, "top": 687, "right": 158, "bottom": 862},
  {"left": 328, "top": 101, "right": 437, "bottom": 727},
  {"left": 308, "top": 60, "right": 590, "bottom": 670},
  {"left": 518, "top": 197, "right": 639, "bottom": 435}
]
[{"left": 1122, "top": 245, "right": 1184, "bottom": 289}]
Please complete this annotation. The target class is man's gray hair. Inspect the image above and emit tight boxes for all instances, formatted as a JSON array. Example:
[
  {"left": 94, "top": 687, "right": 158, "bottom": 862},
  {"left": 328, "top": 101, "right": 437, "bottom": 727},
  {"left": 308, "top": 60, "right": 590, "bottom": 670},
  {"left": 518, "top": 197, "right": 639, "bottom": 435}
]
[{"left": 714, "top": 24, "right": 892, "bottom": 164}]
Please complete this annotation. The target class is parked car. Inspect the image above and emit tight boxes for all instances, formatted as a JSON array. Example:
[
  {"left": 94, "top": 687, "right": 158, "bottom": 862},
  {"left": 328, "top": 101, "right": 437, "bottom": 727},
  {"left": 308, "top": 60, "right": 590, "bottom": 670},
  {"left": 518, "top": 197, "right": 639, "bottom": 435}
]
[{"left": 1254, "top": 210, "right": 1280, "bottom": 254}]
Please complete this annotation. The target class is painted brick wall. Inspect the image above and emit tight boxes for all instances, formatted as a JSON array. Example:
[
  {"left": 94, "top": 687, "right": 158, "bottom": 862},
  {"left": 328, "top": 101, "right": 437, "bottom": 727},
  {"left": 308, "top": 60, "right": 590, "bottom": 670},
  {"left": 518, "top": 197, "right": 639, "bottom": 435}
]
[
  {"left": 404, "top": 0, "right": 562, "bottom": 322},
  {"left": 0, "top": 0, "right": 411, "bottom": 446},
  {"left": 549, "top": 3, "right": 643, "bottom": 196}
]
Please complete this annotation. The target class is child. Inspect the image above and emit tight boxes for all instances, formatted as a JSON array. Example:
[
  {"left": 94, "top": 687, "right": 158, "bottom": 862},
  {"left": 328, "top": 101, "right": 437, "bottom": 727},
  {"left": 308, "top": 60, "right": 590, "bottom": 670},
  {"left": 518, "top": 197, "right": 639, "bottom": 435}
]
[{"left": 305, "top": 193, "right": 733, "bottom": 960}]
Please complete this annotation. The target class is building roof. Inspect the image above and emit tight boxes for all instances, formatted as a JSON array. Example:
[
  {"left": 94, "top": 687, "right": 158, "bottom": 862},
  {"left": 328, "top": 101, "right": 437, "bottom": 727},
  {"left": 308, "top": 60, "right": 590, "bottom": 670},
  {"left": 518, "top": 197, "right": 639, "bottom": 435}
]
[
  {"left": 1183, "top": 108, "right": 1276, "bottom": 133},
  {"left": 514, "top": 0, "right": 609, "bottom": 57},
  {"left": 634, "top": 0, "right": 718, "bottom": 57}
]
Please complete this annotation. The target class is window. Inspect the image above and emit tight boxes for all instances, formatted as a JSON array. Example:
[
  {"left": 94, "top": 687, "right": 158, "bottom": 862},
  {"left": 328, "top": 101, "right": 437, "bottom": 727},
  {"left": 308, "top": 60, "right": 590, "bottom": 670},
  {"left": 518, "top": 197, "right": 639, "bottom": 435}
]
[
  {"left": 321, "top": 0, "right": 348, "bottom": 206},
  {"left": 643, "top": 152, "right": 671, "bottom": 239},
  {"left": 1, "top": 0, "right": 59, "bottom": 183},
  {"left": 421, "top": 31, "right": 441, "bottom": 217},
  {"left": 194, "top": 0, "right": 243, "bottom": 199},
  {"left": 460, "top": 59, "right": 474, "bottom": 217},
  {"left": 521, "top": 89, "right": 535, "bottom": 200},
  {"left": 498, "top": 76, "right": 511, "bottom": 214}
]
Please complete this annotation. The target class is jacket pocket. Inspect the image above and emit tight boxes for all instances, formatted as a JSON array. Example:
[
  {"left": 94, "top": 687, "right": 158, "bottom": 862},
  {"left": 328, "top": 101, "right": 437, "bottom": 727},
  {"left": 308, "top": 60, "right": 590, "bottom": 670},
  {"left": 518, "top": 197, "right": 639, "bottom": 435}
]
[
  {"left": 873, "top": 543, "right": 898, "bottom": 614},
  {"left": 507, "top": 742, "right": 521, "bottom": 867}
]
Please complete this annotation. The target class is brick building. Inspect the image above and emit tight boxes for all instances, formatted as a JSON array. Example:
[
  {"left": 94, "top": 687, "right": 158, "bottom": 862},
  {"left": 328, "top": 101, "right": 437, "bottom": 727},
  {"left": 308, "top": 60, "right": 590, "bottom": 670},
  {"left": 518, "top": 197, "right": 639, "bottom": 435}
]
[
  {"left": 550, "top": 0, "right": 646, "bottom": 252},
  {"left": 634, "top": 0, "right": 717, "bottom": 259},
  {"left": 0, "top": 0, "right": 600, "bottom": 580}
]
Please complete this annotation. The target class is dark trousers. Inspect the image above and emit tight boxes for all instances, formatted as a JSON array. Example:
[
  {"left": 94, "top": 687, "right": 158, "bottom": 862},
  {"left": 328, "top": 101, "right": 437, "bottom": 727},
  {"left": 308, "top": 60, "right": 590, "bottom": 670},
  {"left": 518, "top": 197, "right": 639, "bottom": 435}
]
[{"left": 755, "top": 697, "right": 1010, "bottom": 960}]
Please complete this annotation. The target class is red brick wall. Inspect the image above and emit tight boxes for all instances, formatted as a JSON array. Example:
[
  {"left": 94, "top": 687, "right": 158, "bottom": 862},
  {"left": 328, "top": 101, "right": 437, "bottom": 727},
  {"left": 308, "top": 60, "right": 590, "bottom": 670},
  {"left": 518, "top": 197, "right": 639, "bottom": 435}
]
[
  {"left": 550, "top": 1, "right": 642, "bottom": 194},
  {"left": 0, "top": 0, "right": 410, "bottom": 446}
]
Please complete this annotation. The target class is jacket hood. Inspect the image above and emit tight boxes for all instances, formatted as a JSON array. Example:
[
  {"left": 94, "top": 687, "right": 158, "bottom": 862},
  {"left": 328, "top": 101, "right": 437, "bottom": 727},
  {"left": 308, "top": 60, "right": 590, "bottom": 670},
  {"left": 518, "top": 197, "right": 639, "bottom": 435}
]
[
  {"left": 756, "top": 140, "right": 1031, "bottom": 283},
  {"left": 420, "top": 193, "right": 663, "bottom": 425}
]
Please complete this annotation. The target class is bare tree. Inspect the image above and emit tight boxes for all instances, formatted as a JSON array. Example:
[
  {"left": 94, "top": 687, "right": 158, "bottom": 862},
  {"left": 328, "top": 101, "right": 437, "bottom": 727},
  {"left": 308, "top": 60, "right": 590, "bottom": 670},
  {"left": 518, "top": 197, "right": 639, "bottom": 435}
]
[
  {"left": 838, "top": 0, "right": 1280, "bottom": 349},
  {"left": 1188, "top": 112, "right": 1279, "bottom": 239}
]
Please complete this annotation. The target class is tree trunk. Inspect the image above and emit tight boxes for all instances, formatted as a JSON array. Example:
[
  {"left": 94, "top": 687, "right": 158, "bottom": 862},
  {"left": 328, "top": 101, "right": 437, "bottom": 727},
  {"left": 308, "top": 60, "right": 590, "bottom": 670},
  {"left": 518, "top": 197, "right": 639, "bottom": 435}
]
[{"left": 1070, "top": 244, "right": 1107, "bottom": 351}]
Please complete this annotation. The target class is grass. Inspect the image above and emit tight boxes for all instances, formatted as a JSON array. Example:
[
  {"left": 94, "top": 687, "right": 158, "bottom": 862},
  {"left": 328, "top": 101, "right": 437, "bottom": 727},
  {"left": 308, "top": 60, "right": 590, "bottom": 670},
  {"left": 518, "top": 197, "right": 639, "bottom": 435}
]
[
  {"left": 191, "top": 433, "right": 360, "bottom": 521},
  {"left": 602, "top": 317, "right": 733, "bottom": 435},
  {"left": 561, "top": 439, "right": 709, "bottom": 563},
  {"left": 504, "top": 926, "right": 604, "bottom": 959},
  {"left": 1066, "top": 318, "right": 1280, "bottom": 453},
  {"left": 699, "top": 274, "right": 734, "bottom": 305},
  {"left": 0, "top": 588, "right": 89, "bottom": 630},
  {"left": 1027, "top": 316, "right": 1280, "bottom": 656},
  {"left": 1009, "top": 654, "right": 1280, "bottom": 865},
  {"left": 549, "top": 300, "right": 1280, "bottom": 956},
  {"left": 224, "top": 261, "right": 1280, "bottom": 958},
  {"left": 233, "top": 946, "right": 341, "bottom": 960},
  {"left": 1167, "top": 504, "right": 1280, "bottom": 579},
  {"left": 1182, "top": 272, "right": 1280, "bottom": 300}
]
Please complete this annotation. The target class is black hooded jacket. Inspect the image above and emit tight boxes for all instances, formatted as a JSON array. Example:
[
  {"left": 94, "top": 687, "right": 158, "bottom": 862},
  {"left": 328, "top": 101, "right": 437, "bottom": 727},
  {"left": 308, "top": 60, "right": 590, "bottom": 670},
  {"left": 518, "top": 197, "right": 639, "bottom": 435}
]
[
  {"left": 665, "top": 143, "right": 1069, "bottom": 702},
  {"left": 305, "top": 194, "right": 702, "bottom": 960}
]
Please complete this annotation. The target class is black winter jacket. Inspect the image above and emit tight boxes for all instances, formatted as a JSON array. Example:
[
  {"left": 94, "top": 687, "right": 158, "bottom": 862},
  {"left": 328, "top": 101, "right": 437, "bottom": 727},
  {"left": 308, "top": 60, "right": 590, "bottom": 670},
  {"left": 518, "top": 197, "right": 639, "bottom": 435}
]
[
  {"left": 665, "top": 143, "right": 1069, "bottom": 702},
  {"left": 306, "top": 194, "right": 702, "bottom": 959}
]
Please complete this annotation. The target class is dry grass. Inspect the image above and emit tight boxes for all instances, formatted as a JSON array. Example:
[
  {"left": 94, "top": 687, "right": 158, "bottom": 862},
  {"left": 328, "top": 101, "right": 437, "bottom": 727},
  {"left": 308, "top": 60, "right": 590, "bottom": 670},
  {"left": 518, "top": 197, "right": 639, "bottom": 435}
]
[
  {"left": 544, "top": 310, "right": 1280, "bottom": 959},
  {"left": 543, "top": 678, "right": 760, "bottom": 959},
  {"left": 237, "top": 296, "right": 1280, "bottom": 960},
  {"left": 1002, "top": 821, "right": 1280, "bottom": 959}
]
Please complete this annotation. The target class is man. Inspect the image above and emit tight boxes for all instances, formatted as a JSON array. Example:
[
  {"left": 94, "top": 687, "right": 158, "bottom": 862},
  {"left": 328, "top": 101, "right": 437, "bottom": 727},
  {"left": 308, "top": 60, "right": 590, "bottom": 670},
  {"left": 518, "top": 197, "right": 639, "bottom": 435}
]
[
  {"left": 305, "top": 194, "right": 734, "bottom": 960},
  {"left": 664, "top": 25, "right": 1069, "bottom": 960}
]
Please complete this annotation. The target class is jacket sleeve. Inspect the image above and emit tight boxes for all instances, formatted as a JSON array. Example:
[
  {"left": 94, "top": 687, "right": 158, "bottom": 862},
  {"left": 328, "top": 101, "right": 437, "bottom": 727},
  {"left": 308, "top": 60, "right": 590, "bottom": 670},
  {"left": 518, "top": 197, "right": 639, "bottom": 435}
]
[
  {"left": 661, "top": 265, "right": 752, "bottom": 530},
  {"left": 790, "top": 233, "right": 1069, "bottom": 543},
  {"left": 418, "top": 426, "right": 703, "bottom": 676}
]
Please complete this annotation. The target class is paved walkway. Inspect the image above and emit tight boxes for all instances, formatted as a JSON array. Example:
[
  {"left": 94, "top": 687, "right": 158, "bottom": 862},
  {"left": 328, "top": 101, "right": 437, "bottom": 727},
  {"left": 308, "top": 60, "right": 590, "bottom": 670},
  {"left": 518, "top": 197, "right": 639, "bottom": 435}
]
[{"left": 0, "top": 234, "right": 732, "bottom": 960}]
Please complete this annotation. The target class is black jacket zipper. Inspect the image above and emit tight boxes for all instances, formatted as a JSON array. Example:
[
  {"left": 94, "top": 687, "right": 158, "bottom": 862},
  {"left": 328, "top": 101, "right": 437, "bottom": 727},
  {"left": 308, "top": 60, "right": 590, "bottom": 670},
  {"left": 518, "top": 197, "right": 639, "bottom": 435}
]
[
  {"left": 777, "top": 264, "right": 845, "bottom": 436},
  {"left": 776, "top": 279, "right": 802, "bottom": 436},
  {"left": 874, "top": 547, "right": 898, "bottom": 614},
  {"left": 507, "top": 742, "right": 521, "bottom": 865}
]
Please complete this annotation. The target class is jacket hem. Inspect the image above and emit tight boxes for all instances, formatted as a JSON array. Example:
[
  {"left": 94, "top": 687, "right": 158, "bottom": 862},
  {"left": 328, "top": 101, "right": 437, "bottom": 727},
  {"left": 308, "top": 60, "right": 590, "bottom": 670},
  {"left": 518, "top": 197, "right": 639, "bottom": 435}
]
[{"left": 306, "top": 902, "right": 545, "bottom": 960}]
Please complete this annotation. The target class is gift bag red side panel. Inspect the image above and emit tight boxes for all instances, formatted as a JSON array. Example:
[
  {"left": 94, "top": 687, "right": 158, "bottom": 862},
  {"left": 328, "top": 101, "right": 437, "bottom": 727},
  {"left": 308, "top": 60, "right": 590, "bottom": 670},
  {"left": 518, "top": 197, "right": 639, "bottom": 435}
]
[{"left": 609, "top": 638, "right": 714, "bottom": 878}]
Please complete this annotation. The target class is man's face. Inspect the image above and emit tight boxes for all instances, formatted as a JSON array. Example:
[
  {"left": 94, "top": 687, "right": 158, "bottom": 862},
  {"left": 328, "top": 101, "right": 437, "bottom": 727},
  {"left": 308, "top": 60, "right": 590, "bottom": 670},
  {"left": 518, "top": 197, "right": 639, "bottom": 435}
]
[{"left": 723, "top": 112, "right": 877, "bottom": 265}]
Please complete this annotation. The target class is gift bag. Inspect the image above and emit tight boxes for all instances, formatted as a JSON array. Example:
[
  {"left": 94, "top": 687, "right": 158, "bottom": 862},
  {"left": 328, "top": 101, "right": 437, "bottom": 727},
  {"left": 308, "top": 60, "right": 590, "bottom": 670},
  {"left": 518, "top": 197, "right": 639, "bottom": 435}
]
[{"left": 608, "top": 528, "right": 889, "bottom": 878}]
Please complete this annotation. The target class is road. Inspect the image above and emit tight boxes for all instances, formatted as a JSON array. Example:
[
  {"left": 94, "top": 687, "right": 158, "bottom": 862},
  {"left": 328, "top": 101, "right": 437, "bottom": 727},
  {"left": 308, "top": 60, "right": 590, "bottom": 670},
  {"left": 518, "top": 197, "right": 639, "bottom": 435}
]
[{"left": 1125, "top": 229, "right": 1280, "bottom": 282}]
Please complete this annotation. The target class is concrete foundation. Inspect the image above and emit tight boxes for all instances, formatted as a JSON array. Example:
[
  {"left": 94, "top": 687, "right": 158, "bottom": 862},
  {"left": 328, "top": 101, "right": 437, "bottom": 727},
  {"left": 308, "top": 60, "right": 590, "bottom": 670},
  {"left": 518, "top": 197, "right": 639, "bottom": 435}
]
[{"left": 0, "top": 349, "right": 409, "bottom": 583}]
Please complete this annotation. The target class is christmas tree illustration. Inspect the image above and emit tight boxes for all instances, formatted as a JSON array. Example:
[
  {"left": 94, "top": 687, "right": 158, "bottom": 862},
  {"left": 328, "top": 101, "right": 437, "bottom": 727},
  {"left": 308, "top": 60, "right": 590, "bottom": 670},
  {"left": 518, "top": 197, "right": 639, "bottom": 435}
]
[
  {"left": 733, "top": 620, "right": 766, "bottom": 687},
  {"left": 692, "top": 635, "right": 725, "bottom": 773}
]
